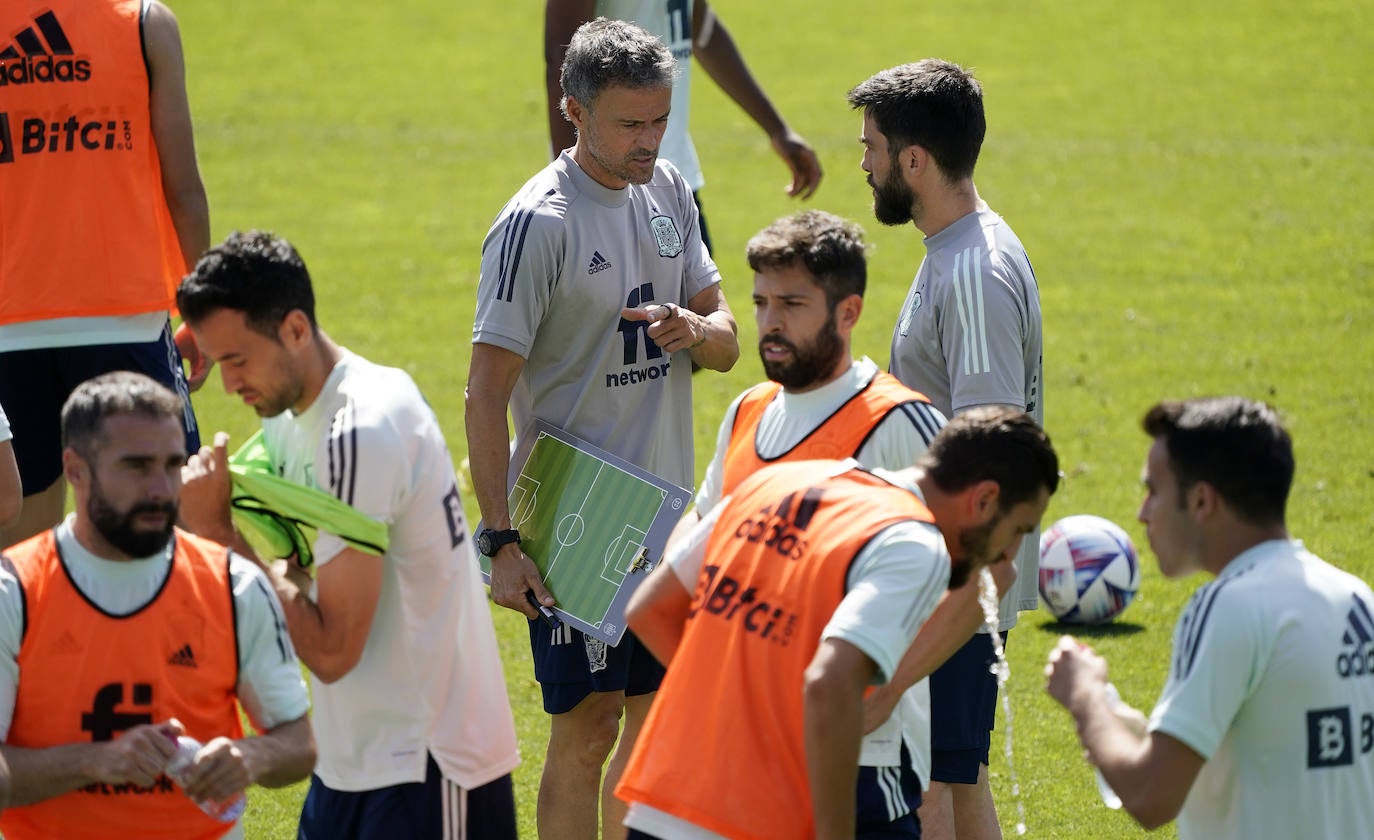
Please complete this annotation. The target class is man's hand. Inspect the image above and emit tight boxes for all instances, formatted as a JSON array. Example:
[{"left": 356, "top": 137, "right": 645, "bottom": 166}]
[
  {"left": 177, "top": 736, "right": 252, "bottom": 805},
  {"left": 861, "top": 683, "right": 901, "bottom": 735},
  {"left": 620, "top": 303, "right": 705, "bottom": 355},
  {"left": 771, "top": 129, "right": 823, "bottom": 200},
  {"left": 1045, "top": 635, "right": 1111, "bottom": 713},
  {"left": 488, "top": 542, "right": 555, "bottom": 619},
  {"left": 92, "top": 721, "right": 182, "bottom": 789},
  {"left": 180, "top": 431, "right": 236, "bottom": 546}
]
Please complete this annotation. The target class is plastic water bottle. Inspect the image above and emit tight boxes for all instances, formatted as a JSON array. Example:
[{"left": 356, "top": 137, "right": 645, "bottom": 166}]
[
  {"left": 1095, "top": 684, "right": 1125, "bottom": 810},
  {"left": 164, "top": 735, "right": 247, "bottom": 823}
]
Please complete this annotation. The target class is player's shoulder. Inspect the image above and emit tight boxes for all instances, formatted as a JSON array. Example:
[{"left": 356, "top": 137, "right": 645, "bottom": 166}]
[
  {"left": 324, "top": 354, "right": 434, "bottom": 440},
  {"left": 491, "top": 158, "right": 579, "bottom": 232}
]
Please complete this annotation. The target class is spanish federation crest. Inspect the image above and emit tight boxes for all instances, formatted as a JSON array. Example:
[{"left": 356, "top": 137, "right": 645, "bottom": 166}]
[
  {"left": 650, "top": 215, "right": 683, "bottom": 257},
  {"left": 898, "top": 291, "right": 923, "bottom": 337}
]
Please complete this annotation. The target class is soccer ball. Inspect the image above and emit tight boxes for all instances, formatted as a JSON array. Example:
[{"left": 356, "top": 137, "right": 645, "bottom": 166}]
[{"left": 1038, "top": 515, "right": 1141, "bottom": 624}]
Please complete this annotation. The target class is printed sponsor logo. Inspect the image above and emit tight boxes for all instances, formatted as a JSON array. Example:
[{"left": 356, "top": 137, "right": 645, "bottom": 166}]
[
  {"left": 0, "top": 113, "right": 135, "bottom": 164},
  {"left": 608, "top": 281, "right": 672, "bottom": 388},
  {"left": 1337, "top": 594, "right": 1374, "bottom": 678},
  {"left": 588, "top": 251, "right": 612, "bottom": 275},
  {"left": 0, "top": 11, "right": 91, "bottom": 86}
]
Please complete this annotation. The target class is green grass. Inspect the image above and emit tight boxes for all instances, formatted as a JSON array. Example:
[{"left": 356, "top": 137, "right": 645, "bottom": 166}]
[{"left": 166, "top": 0, "right": 1374, "bottom": 836}]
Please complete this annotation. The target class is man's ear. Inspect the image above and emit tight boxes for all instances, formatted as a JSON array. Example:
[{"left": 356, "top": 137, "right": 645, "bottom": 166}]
[
  {"left": 62, "top": 446, "right": 89, "bottom": 489},
  {"left": 967, "top": 479, "right": 1001, "bottom": 525},
  {"left": 1187, "top": 481, "right": 1218, "bottom": 523},
  {"left": 834, "top": 294, "right": 863, "bottom": 335},
  {"left": 565, "top": 95, "right": 589, "bottom": 133},
  {"left": 279, "top": 310, "right": 314, "bottom": 349}
]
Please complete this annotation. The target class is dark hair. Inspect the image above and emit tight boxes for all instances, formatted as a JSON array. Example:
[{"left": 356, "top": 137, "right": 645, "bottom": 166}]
[
  {"left": 560, "top": 17, "right": 675, "bottom": 118},
  {"left": 62, "top": 372, "right": 185, "bottom": 458},
  {"left": 745, "top": 210, "right": 868, "bottom": 309},
  {"left": 176, "top": 230, "right": 316, "bottom": 339},
  {"left": 920, "top": 407, "right": 1059, "bottom": 509},
  {"left": 1142, "top": 397, "right": 1293, "bottom": 526},
  {"left": 847, "top": 59, "right": 986, "bottom": 181}
]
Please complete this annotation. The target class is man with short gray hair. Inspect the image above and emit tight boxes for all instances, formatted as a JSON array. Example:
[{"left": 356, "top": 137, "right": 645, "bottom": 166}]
[{"left": 468, "top": 17, "right": 739, "bottom": 840}]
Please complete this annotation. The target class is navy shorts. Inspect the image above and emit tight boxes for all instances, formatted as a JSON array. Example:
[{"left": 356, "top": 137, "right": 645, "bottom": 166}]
[
  {"left": 0, "top": 322, "right": 199, "bottom": 492},
  {"left": 857, "top": 743, "right": 923, "bottom": 839},
  {"left": 297, "top": 754, "right": 516, "bottom": 840},
  {"left": 529, "top": 619, "right": 665, "bottom": 715},
  {"left": 929, "top": 630, "right": 1008, "bottom": 785}
]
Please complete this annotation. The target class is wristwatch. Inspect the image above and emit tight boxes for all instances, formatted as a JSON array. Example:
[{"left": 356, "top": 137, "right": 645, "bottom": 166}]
[{"left": 477, "top": 528, "right": 521, "bottom": 558}]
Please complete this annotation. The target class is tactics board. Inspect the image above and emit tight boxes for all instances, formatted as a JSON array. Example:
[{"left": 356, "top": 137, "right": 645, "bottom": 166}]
[{"left": 479, "top": 420, "right": 690, "bottom": 645}]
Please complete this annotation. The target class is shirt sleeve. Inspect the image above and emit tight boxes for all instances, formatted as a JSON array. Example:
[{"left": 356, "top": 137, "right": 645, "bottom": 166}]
[
  {"left": 310, "top": 402, "right": 401, "bottom": 568},
  {"left": 471, "top": 192, "right": 565, "bottom": 357},
  {"left": 822, "top": 521, "right": 950, "bottom": 683},
  {"left": 1149, "top": 580, "right": 1269, "bottom": 760},
  {"left": 230, "top": 554, "right": 310, "bottom": 731},
  {"left": 941, "top": 253, "right": 1032, "bottom": 414},
  {"left": 0, "top": 558, "right": 21, "bottom": 739},
  {"left": 854, "top": 400, "right": 948, "bottom": 472},
  {"left": 691, "top": 393, "right": 745, "bottom": 518},
  {"left": 666, "top": 501, "right": 726, "bottom": 590}
]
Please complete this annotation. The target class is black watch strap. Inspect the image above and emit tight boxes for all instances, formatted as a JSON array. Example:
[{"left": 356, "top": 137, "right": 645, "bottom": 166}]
[{"left": 478, "top": 527, "right": 521, "bottom": 557}]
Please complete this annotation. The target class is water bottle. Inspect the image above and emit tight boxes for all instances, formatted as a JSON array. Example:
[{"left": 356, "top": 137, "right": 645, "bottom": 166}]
[
  {"left": 164, "top": 735, "right": 247, "bottom": 823},
  {"left": 1095, "top": 684, "right": 1124, "bottom": 810}
]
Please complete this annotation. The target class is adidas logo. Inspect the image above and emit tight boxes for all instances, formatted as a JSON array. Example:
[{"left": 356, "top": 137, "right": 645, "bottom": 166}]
[
  {"left": 1336, "top": 593, "right": 1374, "bottom": 678},
  {"left": 167, "top": 644, "right": 198, "bottom": 668},
  {"left": 0, "top": 11, "right": 92, "bottom": 86},
  {"left": 588, "top": 251, "right": 612, "bottom": 275}
]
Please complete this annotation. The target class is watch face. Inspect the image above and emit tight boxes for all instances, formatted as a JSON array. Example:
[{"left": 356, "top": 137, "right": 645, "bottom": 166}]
[{"left": 477, "top": 530, "right": 495, "bottom": 556}]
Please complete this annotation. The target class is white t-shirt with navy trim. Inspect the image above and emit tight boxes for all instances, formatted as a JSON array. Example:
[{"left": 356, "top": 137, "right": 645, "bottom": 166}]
[
  {"left": 261, "top": 351, "right": 519, "bottom": 792},
  {"left": 1149, "top": 539, "right": 1374, "bottom": 839}
]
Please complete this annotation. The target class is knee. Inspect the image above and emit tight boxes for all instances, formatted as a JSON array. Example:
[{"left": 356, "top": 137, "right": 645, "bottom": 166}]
[{"left": 552, "top": 694, "right": 623, "bottom": 769}]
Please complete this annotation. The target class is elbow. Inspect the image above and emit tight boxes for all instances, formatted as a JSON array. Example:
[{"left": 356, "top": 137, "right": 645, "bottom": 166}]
[
  {"left": 305, "top": 647, "right": 363, "bottom": 685},
  {"left": 0, "top": 498, "right": 20, "bottom": 530},
  {"left": 1120, "top": 790, "right": 1182, "bottom": 831}
]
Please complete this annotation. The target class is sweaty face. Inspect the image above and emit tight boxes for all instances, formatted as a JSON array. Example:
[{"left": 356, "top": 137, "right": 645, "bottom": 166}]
[
  {"left": 79, "top": 414, "right": 184, "bottom": 559},
  {"left": 572, "top": 84, "right": 671, "bottom": 188},
  {"left": 753, "top": 264, "right": 848, "bottom": 392},
  {"left": 191, "top": 308, "right": 306, "bottom": 418}
]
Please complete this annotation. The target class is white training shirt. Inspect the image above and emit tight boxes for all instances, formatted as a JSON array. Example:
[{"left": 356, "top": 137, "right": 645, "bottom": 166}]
[
  {"left": 261, "top": 351, "right": 519, "bottom": 791},
  {"left": 1149, "top": 539, "right": 1374, "bottom": 840},
  {"left": 594, "top": 0, "right": 704, "bottom": 191},
  {"left": 692, "top": 357, "right": 947, "bottom": 778},
  {"left": 630, "top": 463, "right": 952, "bottom": 839},
  {"left": 0, "top": 401, "right": 10, "bottom": 441},
  {"left": 888, "top": 202, "right": 1043, "bottom": 628},
  {"left": 474, "top": 150, "right": 720, "bottom": 491}
]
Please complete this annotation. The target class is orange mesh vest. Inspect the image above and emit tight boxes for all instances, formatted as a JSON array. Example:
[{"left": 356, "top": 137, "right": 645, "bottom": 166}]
[
  {"left": 0, "top": 529, "right": 243, "bottom": 840},
  {"left": 721, "top": 372, "right": 934, "bottom": 496},
  {"left": 617, "top": 461, "right": 936, "bottom": 839},
  {"left": 0, "top": 0, "right": 186, "bottom": 325}
]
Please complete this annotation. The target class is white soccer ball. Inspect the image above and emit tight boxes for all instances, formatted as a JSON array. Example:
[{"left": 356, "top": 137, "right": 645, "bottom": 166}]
[{"left": 1038, "top": 514, "right": 1141, "bottom": 624}]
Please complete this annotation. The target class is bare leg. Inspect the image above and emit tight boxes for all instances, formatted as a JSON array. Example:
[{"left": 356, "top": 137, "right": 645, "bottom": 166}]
[
  {"left": 918, "top": 780, "right": 955, "bottom": 840},
  {"left": 951, "top": 763, "right": 1001, "bottom": 840},
  {"left": 601, "top": 691, "right": 654, "bottom": 840},
  {"left": 0, "top": 477, "right": 65, "bottom": 550},
  {"left": 537, "top": 691, "right": 626, "bottom": 840}
]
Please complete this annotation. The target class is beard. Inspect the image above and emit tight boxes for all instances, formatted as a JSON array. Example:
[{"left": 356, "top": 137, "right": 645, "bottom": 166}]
[
  {"left": 946, "top": 515, "right": 999, "bottom": 590},
  {"left": 88, "top": 476, "right": 178, "bottom": 558},
  {"left": 759, "top": 313, "right": 845, "bottom": 390},
  {"left": 871, "top": 164, "right": 919, "bottom": 227}
]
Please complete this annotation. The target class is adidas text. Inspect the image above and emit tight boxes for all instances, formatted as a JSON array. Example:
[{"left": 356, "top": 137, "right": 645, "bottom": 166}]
[
  {"left": 0, "top": 55, "right": 91, "bottom": 85},
  {"left": 1337, "top": 644, "right": 1374, "bottom": 678}
]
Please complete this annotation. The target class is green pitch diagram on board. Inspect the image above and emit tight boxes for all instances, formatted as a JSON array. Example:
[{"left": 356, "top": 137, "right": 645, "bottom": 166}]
[{"left": 479, "top": 421, "right": 689, "bottom": 645}]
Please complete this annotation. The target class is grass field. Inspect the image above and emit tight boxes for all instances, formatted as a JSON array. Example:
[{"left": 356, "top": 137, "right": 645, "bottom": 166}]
[{"left": 168, "top": 0, "right": 1374, "bottom": 836}]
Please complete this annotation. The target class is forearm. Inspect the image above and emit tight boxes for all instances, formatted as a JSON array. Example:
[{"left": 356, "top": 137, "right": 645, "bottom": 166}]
[
  {"left": 693, "top": 16, "right": 788, "bottom": 140},
  {"left": 804, "top": 674, "right": 862, "bottom": 840},
  {"left": 887, "top": 582, "right": 984, "bottom": 695},
  {"left": 686, "top": 308, "right": 739, "bottom": 372},
  {"left": 464, "top": 400, "right": 514, "bottom": 527},
  {"left": 165, "top": 182, "right": 210, "bottom": 272},
  {"left": 234, "top": 715, "right": 314, "bottom": 789},
  {"left": 1, "top": 743, "right": 103, "bottom": 806}
]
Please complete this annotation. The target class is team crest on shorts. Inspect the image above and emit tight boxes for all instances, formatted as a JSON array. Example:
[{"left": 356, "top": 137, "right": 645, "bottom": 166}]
[
  {"left": 584, "top": 636, "right": 608, "bottom": 673},
  {"left": 650, "top": 215, "right": 683, "bottom": 257}
]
